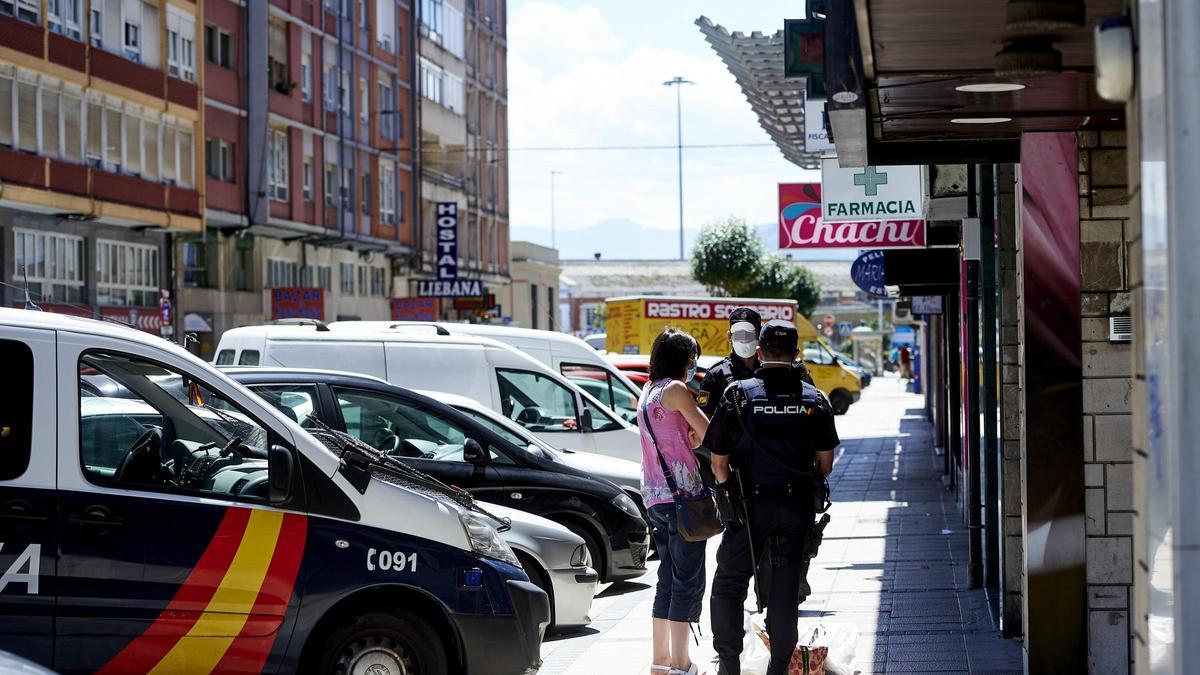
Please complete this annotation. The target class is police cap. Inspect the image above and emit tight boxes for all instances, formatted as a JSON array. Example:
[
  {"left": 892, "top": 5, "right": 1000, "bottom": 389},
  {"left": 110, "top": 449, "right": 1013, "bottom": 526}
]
[
  {"left": 728, "top": 306, "right": 762, "bottom": 332},
  {"left": 759, "top": 320, "right": 799, "bottom": 353}
]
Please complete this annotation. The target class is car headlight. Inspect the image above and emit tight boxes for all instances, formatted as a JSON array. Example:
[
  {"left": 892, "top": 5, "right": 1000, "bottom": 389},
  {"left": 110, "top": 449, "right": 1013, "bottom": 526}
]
[
  {"left": 612, "top": 492, "right": 643, "bottom": 519},
  {"left": 458, "top": 509, "right": 521, "bottom": 567},
  {"left": 570, "top": 543, "right": 590, "bottom": 568}
]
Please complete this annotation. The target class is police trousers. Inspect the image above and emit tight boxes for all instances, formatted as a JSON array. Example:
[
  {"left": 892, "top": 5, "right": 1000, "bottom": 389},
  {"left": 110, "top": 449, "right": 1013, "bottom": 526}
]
[{"left": 710, "top": 494, "right": 814, "bottom": 675}]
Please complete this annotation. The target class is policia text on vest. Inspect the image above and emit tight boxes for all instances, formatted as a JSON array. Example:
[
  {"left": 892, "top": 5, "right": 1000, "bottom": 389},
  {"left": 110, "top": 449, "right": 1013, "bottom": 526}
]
[{"left": 703, "top": 320, "right": 839, "bottom": 675}]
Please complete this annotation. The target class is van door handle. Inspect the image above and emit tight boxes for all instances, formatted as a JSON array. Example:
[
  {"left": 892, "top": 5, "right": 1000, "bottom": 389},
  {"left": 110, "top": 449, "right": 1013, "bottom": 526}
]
[
  {"left": 0, "top": 499, "right": 47, "bottom": 521},
  {"left": 67, "top": 505, "right": 124, "bottom": 528}
]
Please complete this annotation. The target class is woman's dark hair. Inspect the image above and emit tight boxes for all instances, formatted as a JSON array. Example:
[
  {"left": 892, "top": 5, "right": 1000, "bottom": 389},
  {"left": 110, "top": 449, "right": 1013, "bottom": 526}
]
[{"left": 649, "top": 328, "right": 700, "bottom": 381}]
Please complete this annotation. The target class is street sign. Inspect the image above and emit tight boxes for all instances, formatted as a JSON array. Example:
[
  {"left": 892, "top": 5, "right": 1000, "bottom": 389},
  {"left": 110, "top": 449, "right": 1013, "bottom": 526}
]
[
  {"left": 817, "top": 159, "right": 927, "bottom": 248},
  {"left": 784, "top": 19, "right": 825, "bottom": 98},
  {"left": 778, "top": 182, "right": 823, "bottom": 249},
  {"left": 803, "top": 93, "right": 834, "bottom": 154},
  {"left": 911, "top": 295, "right": 944, "bottom": 315},
  {"left": 435, "top": 202, "right": 459, "bottom": 281},
  {"left": 850, "top": 250, "right": 888, "bottom": 297},
  {"left": 415, "top": 279, "right": 483, "bottom": 298}
]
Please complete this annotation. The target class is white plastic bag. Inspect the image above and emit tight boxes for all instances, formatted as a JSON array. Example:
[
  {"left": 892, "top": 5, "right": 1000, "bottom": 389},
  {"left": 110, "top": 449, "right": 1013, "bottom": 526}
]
[
  {"left": 798, "top": 623, "right": 860, "bottom": 675},
  {"left": 740, "top": 611, "right": 771, "bottom": 675}
]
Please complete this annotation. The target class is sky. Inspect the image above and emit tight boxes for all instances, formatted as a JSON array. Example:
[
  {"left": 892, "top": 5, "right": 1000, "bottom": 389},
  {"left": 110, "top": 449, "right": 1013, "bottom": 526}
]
[{"left": 506, "top": 1, "right": 820, "bottom": 243}]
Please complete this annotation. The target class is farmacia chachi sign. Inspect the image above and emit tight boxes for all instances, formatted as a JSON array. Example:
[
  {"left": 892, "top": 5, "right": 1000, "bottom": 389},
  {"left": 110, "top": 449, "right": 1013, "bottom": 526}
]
[{"left": 776, "top": 161, "right": 927, "bottom": 249}]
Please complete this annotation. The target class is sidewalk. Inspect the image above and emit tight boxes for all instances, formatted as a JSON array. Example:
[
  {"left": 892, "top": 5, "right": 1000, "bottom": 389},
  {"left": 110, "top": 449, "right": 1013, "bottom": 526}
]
[{"left": 539, "top": 375, "right": 1025, "bottom": 674}]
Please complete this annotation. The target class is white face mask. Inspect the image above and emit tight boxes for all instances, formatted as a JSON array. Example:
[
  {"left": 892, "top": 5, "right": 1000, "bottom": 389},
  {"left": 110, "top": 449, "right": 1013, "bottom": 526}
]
[{"left": 732, "top": 341, "right": 758, "bottom": 359}]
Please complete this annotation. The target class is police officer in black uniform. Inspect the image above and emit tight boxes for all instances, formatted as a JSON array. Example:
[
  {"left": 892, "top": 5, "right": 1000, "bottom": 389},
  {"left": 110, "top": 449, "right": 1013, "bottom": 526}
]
[
  {"left": 704, "top": 320, "right": 838, "bottom": 675},
  {"left": 697, "top": 307, "right": 814, "bottom": 419}
]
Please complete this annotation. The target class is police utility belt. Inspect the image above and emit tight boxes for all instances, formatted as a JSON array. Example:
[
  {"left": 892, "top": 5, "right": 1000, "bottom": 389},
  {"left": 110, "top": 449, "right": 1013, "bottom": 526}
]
[{"left": 732, "top": 380, "right": 831, "bottom": 515}]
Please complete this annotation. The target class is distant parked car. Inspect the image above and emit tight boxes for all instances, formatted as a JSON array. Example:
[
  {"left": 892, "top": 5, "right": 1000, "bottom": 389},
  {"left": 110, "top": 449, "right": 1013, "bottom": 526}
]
[
  {"left": 834, "top": 352, "right": 873, "bottom": 387},
  {"left": 583, "top": 333, "right": 607, "bottom": 351}
]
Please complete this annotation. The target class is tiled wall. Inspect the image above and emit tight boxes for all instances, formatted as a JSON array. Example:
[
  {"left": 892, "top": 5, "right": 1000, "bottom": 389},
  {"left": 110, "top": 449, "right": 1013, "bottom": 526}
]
[{"left": 997, "top": 164, "right": 1024, "bottom": 638}]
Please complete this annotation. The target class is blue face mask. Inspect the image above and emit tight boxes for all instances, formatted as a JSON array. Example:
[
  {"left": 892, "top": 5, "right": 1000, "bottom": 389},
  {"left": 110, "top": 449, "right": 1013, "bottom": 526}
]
[{"left": 686, "top": 361, "right": 697, "bottom": 382}]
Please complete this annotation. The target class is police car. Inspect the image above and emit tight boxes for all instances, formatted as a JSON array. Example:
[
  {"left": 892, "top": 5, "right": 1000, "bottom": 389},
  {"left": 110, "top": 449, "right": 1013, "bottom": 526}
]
[{"left": 0, "top": 309, "right": 548, "bottom": 674}]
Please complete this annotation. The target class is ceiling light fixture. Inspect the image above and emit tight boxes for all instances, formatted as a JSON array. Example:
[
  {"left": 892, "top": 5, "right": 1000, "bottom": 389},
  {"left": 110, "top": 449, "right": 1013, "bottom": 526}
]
[
  {"left": 951, "top": 117, "right": 1013, "bottom": 124},
  {"left": 956, "top": 82, "right": 1027, "bottom": 93}
]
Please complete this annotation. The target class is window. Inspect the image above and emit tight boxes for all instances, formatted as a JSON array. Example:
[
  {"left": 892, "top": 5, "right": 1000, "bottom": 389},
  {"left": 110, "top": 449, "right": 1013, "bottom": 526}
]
[
  {"left": 215, "top": 349, "right": 235, "bottom": 366},
  {"left": 378, "top": 81, "right": 394, "bottom": 139},
  {"left": 124, "top": 14, "right": 141, "bottom": 63},
  {"left": 359, "top": 77, "right": 368, "bottom": 125},
  {"left": 142, "top": 118, "right": 159, "bottom": 180},
  {"left": 582, "top": 396, "right": 624, "bottom": 432},
  {"left": 323, "top": 64, "right": 336, "bottom": 111},
  {"left": 419, "top": 58, "right": 441, "bottom": 105},
  {"left": 419, "top": 58, "right": 462, "bottom": 114},
  {"left": 496, "top": 369, "right": 581, "bottom": 433},
  {"left": 180, "top": 235, "right": 213, "bottom": 288},
  {"left": 16, "top": 79, "right": 35, "bottom": 153},
  {"left": 530, "top": 283, "right": 538, "bottom": 329},
  {"left": 2, "top": 0, "right": 40, "bottom": 24},
  {"left": 205, "top": 137, "right": 235, "bottom": 181},
  {"left": 0, "top": 340, "right": 33, "bottom": 481},
  {"left": 14, "top": 229, "right": 85, "bottom": 303},
  {"left": 63, "top": 91, "right": 82, "bottom": 162},
  {"left": 303, "top": 157, "right": 314, "bottom": 201},
  {"left": 268, "top": 129, "right": 289, "bottom": 201},
  {"left": 803, "top": 341, "right": 836, "bottom": 366},
  {"left": 357, "top": 265, "right": 366, "bottom": 296},
  {"left": 268, "top": 21, "right": 289, "bottom": 94},
  {"left": 49, "top": 0, "right": 83, "bottom": 40},
  {"left": 375, "top": 0, "right": 395, "bottom": 52},
  {"left": 420, "top": 0, "right": 443, "bottom": 43},
  {"left": 77, "top": 352, "right": 273, "bottom": 501},
  {"left": 300, "top": 53, "right": 312, "bottom": 102},
  {"left": 561, "top": 364, "right": 639, "bottom": 424},
  {"left": 205, "top": 24, "right": 234, "bottom": 68},
  {"left": 96, "top": 239, "right": 159, "bottom": 307},
  {"left": 325, "top": 162, "right": 337, "bottom": 206},
  {"left": 41, "top": 88, "right": 61, "bottom": 157},
  {"left": 238, "top": 350, "right": 260, "bottom": 366},
  {"left": 379, "top": 160, "right": 397, "bottom": 224},
  {"left": 234, "top": 241, "right": 253, "bottom": 291},
  {"left": 89, "top": 4, "right": 102, "bottom": 46},
  {"left": 267, "top": 258, "right": 299, "bottom": 288},
  {"left": 140, "top": 2, "right": 160, "bottom": 69},
  {"left": 341, "top": 166, "right": 352, "bottom": 207},
  {"left": 250, "top": 385, "right": 320, "bottom": 428},
  {"left": 340, "top": 262, "right": 354, "bottom": 294},
  {"left": 167, "top": 8, "right": 196, "bottom": 82},
  {"left": 370, "top": 267, "right": 386, "bottom": 297},
  {"left": 360, "top": 171, "right": 370, "bottom": 212},
  {"left": 317, "top": 265, "right": 332, "bottom": 291},
  {"left": 340, "top": 68, "right": 351, "bottom": 113}
]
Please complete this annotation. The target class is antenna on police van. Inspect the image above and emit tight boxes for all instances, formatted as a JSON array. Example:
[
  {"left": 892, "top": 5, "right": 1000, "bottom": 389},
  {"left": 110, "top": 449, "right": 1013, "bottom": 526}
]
[{"left": 21, "top": 268, "right": 41, "bottom": 312}]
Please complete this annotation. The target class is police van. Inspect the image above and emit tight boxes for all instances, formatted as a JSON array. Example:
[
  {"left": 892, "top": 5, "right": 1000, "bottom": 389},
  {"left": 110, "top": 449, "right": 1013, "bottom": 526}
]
[{"left": 0, "top": 309, "right": 548, "bottom": 674}]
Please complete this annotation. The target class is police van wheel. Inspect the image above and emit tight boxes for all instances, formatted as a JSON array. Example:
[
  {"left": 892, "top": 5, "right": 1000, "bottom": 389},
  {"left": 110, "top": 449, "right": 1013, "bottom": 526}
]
[
  {"left": 830, "top": 390, "right": 852, "bottom": 416},
  {"left": 320, "top": 610, "right": 448, "bottom": 675}
]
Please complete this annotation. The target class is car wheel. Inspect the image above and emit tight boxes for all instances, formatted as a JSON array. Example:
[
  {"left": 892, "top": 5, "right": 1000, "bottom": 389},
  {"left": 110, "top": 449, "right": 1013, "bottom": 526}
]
[
  {"left": 515, "top": 551, "right": 556, "bottom": 632},
  {"left": 317, "top": 610, "right": 448, "bottom": 675},
  {"left": 558, "top": 520, "right": 606, "bottom": 583},
  {"left": 830, "top": 390, "right": 852, "bottom": 416}
]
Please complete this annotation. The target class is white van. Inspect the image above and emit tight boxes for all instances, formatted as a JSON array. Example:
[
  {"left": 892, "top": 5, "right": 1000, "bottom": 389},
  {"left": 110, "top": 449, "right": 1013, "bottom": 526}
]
[
  {"left": 328, "top": 321, "right": 643, "bottom": 425},
  {"left": 0, "top": 308, "right": 549, "bottom": 674},
  {"left": 216, "top": 323, "right": 644, "bottom": 462}
]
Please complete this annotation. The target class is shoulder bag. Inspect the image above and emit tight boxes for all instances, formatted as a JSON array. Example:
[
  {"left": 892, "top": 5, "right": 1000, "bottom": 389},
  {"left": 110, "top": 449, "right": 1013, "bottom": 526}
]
[{"left": 641, "top": 385, "right": 723, "bottom": 542}]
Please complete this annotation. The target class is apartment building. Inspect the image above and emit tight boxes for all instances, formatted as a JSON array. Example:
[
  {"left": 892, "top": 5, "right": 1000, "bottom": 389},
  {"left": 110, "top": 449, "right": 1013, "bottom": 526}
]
[
  {"left": 412, "top": 0, "right": 508, "bottom": 320},
  {"left": 0, "top": 0, "right": 203, "bottom": 333},
  {"left": 178, "top": 0, "right": 415, "bottom": 356}
]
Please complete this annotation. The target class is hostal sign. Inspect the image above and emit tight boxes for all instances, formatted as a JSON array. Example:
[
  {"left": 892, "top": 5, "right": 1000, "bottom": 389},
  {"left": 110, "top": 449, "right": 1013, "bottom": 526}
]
[{"left": 817, "top": 159, "right": 927, "bottom": 249}]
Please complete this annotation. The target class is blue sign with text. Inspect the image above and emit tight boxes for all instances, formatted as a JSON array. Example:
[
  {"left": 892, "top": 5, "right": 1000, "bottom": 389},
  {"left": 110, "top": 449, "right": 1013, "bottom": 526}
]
[
  {"left": 850, "top": 249, "right": 887, "bottom": 298},
  {"left": 436, "top": 202, "right": 458, "bottom": 280}
]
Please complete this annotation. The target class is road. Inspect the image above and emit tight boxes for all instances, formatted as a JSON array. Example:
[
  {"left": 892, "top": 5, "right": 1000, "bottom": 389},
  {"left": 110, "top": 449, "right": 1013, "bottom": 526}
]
[{"left": 538, "top": 374, "right": 1024, "bottom": 674}]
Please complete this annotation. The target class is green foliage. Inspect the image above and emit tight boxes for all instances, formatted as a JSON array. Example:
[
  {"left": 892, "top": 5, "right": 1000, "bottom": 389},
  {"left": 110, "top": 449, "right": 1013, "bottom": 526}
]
[
  {"left": 691, "top": 216, "right": 823, "bottom": 318},
  {"left": 690, "top": 216, "right": 765, "bottom": 297}
]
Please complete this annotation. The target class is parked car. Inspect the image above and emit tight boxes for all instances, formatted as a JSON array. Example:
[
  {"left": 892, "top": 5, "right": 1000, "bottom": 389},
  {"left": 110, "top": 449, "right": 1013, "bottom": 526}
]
[
  {"left": 833, "top": 351, "right": 873, "bottom": 387},
  {"left": 222, "top": 367, "right": 649, "bottom": 587},
  {"left": 0, "top": 308, "right": 548, "bottom": 674},
  {"left": 216, "top": 322, "right": 644, "bottom": 461},
  {"left": 583, "top": 333, "right": 607, "bottom": 351},
  {"left": 328, "top": 322, "right": 644, "bottom": 425}
]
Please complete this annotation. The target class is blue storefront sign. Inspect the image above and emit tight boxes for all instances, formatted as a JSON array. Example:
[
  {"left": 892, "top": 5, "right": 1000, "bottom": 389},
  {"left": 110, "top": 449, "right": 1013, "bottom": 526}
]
[
  {"left": 436, "top": 202, "right": 459, "bottom": 280},
  {"left": 850, "top": 249, "right": 887, "bottom": 297}
]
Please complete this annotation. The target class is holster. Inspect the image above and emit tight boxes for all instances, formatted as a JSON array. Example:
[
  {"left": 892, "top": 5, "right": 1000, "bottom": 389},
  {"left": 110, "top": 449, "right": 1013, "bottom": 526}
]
[{"left": 713, "top": 478, "right": 742, "bottom": 527}]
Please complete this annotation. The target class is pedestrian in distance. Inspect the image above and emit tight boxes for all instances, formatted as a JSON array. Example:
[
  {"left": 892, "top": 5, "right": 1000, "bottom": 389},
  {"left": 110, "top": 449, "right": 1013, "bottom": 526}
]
[
  {"left": 640, "top": 328, "right": 712, "bottom": 675},
  {"left": 899, "top": 345, "right": 913, "bottom": 380},
  {"left": 705, "top": 320, "right": 838, "bottom": 675}
]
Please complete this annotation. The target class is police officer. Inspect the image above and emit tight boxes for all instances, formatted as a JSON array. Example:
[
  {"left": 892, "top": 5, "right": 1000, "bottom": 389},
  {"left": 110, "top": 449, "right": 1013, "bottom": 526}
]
[
  {"left": 704, "top": 320, "right": 838, "bottom": 675},
  {"left": 697, "top": 307, "right": 813, "bottom": 419}
]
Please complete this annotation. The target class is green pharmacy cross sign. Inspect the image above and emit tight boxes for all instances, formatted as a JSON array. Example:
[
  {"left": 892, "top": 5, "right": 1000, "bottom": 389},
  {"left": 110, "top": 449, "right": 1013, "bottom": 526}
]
[{"left": 853, "top": 167, "right": 888, "bottom": 196}]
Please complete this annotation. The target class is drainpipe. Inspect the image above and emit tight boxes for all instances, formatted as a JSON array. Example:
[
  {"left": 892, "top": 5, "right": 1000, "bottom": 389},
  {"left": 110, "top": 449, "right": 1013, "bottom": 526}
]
[{"left": 965, "top": 166, "right": 984, "bottom": 589}]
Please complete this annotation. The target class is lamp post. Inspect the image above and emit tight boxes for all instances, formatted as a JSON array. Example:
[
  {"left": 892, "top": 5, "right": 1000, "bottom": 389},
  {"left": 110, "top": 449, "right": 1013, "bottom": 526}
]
[
  {"left": 550, "top": 170, "right": 564, "bottom": 250},
  {"left": 663, "top": 76, "right": 693, "bottom": 260}
]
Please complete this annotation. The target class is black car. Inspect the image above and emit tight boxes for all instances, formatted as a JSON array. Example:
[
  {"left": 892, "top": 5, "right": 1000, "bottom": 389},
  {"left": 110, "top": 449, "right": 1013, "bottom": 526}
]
[{"left": 223, "top": 367, "right": 650, "bottom": 584}]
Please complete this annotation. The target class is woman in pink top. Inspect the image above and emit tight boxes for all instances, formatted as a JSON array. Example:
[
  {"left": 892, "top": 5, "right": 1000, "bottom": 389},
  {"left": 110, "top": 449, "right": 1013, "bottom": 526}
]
[{"left": 641, "top": 329, "right": 710, "bottom": 675}]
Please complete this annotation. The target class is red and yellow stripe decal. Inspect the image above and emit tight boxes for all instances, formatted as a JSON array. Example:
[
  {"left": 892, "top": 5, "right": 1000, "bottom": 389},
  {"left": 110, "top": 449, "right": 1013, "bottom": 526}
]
[{"left": 99, "top": 508, "right": 308, "bottom": 675}]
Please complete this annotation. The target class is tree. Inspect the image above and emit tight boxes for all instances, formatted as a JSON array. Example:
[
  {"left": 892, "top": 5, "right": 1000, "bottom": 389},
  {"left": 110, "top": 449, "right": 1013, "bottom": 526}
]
[
  {"left": 690, "top": 216, "right": 765, "bottom": 297},
  {"left": 743, "top": 255, "right": 823, "bottom": 318}
]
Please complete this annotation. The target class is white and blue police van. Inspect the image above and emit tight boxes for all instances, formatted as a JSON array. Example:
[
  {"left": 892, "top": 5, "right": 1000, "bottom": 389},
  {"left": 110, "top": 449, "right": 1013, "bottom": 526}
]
[{"left": 0, "top": 309, "right": 548, "bottom": 674}]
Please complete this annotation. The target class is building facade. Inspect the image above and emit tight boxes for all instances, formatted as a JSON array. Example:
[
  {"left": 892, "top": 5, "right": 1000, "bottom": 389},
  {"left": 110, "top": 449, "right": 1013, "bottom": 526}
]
[
  {"left": 507, "top": 240, "right": 557, "bottom": 329},
  {"left": 178, "top": 0, "right": 417, "bottom": 357},
  {"left": 0, "top": 0, "right": 204, "bottom": 334}
]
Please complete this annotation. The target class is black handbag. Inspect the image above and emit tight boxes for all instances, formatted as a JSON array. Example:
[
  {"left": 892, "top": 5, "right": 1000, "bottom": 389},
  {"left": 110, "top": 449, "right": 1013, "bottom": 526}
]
[{"left": 640, "top": 392, "right": 723, "bottom": 543}]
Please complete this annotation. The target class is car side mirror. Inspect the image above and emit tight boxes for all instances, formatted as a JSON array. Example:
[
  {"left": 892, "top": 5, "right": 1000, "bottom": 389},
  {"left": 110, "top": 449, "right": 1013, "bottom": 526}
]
[
  {"left": 268, "top": 444, "right": 295, "bottom": 505},
  {"left": 580, "top": 408, "right": 593, "bottom": 433},
  {"left": 463, "top": 438, "right": 486, "bottom": 464},
  {"left": 527, "top": 443, "right": 551, "bottom": 460}
]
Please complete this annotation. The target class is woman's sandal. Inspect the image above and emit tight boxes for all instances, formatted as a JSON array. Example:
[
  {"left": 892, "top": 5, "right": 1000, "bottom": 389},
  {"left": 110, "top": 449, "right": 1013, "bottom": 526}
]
[
  {"left": 650, "top": 665, "right": 672, "bottom": 675},
  {"left": 669, "top": 664, "right": 698, "bottom": 675}
]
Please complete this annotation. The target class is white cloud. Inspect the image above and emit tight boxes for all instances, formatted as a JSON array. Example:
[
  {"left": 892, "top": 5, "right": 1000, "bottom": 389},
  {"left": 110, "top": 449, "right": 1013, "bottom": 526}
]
[{"left": 507, "top": 3, "right": 818, "bottom": 241}]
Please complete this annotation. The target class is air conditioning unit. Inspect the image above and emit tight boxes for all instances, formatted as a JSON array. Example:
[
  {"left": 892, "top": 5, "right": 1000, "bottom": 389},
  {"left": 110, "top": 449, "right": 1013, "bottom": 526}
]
[{"left": 1109, "top": 314, "right": 1132, "bottom": 342}]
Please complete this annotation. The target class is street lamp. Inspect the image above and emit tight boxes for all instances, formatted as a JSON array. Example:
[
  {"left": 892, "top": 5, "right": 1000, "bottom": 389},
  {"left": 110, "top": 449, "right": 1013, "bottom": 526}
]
[
  {"left": 663, "top": 76, "right": 694, "bottom": 260},
  {"left": 550, "top": 170, "right": 564, "bottom": 250}
]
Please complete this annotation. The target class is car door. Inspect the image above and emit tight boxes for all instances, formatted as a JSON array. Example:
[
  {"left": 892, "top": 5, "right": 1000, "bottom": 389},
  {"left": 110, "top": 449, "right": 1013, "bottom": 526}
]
[
  {"left": 327, "top": 386, "right": 515, "bottom": 503},
  {"left": 493, "top": 368, "right": 598, "bottom": 455},
  {"left": 0, "top": 328, "right": 55, "bottom": 667},
  {"left": 55, "top": 339, "right": 307, "bottom": 674}
]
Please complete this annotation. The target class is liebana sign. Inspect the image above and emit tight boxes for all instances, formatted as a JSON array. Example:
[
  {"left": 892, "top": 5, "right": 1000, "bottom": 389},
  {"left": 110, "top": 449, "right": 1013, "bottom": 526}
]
[
  {"left": 415, "top": 279, "right": 483, "bottom": 298},
  {"left": 850, "top": 250, "right": 888, "bottom": 298},
  {"left": 436, "top": 202, "right": 459, "bottom": 280}
]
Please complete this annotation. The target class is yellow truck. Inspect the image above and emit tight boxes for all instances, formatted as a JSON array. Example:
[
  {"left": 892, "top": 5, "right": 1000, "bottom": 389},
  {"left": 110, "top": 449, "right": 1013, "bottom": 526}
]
[{"left": 603, "top": 295, "right": 861, "bottom": 413}]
